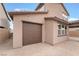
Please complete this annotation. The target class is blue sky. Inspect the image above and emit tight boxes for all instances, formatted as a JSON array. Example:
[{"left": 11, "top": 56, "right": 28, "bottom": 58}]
[
  {"left": 64, "top": 3, "right": 79, "bottom": 21},
  {"left": 4, "top": 3, "right": 79, "bottom": 21},
  {"left": 4, "top": 3, "right": 38, "bottom": 11}
]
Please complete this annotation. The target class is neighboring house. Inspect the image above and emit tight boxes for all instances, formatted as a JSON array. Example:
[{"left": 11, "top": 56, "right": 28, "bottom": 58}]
[
  {"left": 69, "top": 20, "right": 79, "bottom": 41},
  {"left": 0, "top": 3, "right": 10, "bottom": 43},
  {"left": 9, "top": 3, "right": 69, "bottom": 48}
]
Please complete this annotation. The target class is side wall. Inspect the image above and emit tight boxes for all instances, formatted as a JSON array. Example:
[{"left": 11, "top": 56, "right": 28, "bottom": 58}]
[
  {"left": 45, "top": 19, "right": 69, "bottom": 45},
  {"left": 0, "top": 28, "right": 9, "bottom": 43},
  {"left": 69, "top": 28, "right": 79, "bottom": 41},
  {"left": 45, "top": 20, "right": 54, "bottom": 45}
]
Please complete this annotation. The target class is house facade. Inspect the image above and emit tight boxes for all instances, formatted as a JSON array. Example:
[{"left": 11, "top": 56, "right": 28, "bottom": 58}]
[
  {"left": 0, "top": 3, "right": 10, "bottom": 43},
  {"left": 9, "top": 3, "right": 69, "bottom": 48},
  {"left": 69, "top": 20, "right": 79, "bottom": 41}
]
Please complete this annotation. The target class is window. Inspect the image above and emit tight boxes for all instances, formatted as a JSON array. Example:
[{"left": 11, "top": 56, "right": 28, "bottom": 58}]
[{"left": 58, "top": 24, "right": 67, "bottom": 36}]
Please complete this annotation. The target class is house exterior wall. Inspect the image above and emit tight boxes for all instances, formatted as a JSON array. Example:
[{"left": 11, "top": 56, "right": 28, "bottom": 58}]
[
  {"left": 45, "top": 19, "right": 69, "bottom": 45},
  {"left": 69, "top": 28, "right": 79, "bottom": 31},
  {"left": 37, "top": 3, "right": 68, "bottom": 21},
  {"left": 0, "top": 28, "right": 9, "bottom": 43},
  {"left": 0, "top": 4, "right": 10, "bottom": 43},
  {"left": 13, "top": 14, "right": 46, "bottom": 48},
  {"left": 52, "top": 21, "right": 69, "bottom": 44},
  {"left": 12, "top": 3, "right": 69, "bottom": 48},
  {"left": 69, "top": 27, "right": 79, "bottom": 41},
  {"left": 45, "top": 20, "right": 54, "bottom": 45},
  {"left": 13, "top": 14, "right": 69, "bottom": 48}
]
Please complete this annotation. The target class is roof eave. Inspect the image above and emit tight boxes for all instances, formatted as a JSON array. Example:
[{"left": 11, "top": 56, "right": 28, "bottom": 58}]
[
  {"left": 61, "top": 3, "right": 69, "bottom": 16},
  {"left": 1, "top": 3, "right": 11, "bottom": 21},
  {"left": 45, "top": 16, "right": 69, "bottom": 24},
  {"left": 35, "top": 3, "right": 44, "bottom": 10}
]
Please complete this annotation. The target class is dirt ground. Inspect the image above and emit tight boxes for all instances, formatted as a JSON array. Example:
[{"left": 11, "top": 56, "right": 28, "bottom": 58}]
[{"left": 0, "top": 39, "right": 79, "bottom": 56}]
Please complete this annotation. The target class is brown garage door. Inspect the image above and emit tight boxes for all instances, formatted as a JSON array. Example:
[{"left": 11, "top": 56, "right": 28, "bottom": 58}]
[{"left": 23, "top": 21, "right": 42, "bottom": 46}]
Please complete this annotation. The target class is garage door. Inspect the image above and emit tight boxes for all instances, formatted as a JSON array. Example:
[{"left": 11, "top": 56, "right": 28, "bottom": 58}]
[{"left": 23, "top": 21, "right": 42, "bottom": 46}]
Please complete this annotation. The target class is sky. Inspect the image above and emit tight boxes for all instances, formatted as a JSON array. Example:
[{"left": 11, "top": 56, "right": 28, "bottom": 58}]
[
  {"left": 64, "top": 3, "right": 79, "bottom": 21},
  {"left": 4, "top": 3, "right": 79, "bottom": 21}
]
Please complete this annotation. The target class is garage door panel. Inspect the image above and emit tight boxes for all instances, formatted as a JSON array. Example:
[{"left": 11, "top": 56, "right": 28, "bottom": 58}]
[{"left": 23, "top": 22, "right": 42, "bottom": 45}]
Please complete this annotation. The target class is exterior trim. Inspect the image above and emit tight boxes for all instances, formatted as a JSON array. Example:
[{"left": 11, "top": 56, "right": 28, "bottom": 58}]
[
  {"left": 69, "top": 26, "right": 79, "bottom": 28},
  {"left": 69, "top": 20, "right": 79, "bottom": 28},
  {"left": 45, "top": 16, "right": 69, "bottom": 24},
  {"left": 9, "top": 11, "right": 48, "bottom": 18},
  {"left": 69, "top": 20, "right": 79, "bottom": 24},
  {"left": 9, "top": 11, "right": 47, "bottom": 14},
  {"left": 22, "top": 21, "right": 43, "bottom": 25}
]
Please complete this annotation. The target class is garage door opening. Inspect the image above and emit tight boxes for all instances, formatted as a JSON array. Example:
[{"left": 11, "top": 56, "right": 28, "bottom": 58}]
[{"left": 23, "top": 21, "right": 42, "bottom": 46}]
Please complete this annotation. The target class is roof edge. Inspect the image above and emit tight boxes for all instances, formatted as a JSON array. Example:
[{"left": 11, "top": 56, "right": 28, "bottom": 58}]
[
  {"left": 9, "top": 11, "right": 48, "bottom": 16},
  {"left": 1, "top": 3, "right": 11, "bottom": 21},
  {"left": 35, "top": 3, "right": 44, "bottom": 10},
  {"left": 61, "top": 3, "right": 69, "bottom": 16},
  {"left": 35, "top": 3, "right": 69, "bottom": 16}
]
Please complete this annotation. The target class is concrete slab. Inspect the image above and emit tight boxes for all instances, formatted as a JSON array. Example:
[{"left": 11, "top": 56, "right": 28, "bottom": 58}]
[{"left": 0, "top": 40, "right": 79, "bottom": 56}]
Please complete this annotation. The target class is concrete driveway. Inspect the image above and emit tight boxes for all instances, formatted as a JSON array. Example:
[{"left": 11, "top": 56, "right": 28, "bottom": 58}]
[{"left": 0, "top": 40, "right": 79, "bottom": 56}]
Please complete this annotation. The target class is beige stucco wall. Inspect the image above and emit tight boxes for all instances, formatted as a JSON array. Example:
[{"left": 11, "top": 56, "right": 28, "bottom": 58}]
[
  {"left": 69, "top": 31, "right": 79, "bottom": 37},
  {"left": 37, "top": 3, "right": 68, "bottom": 21},
  {"left": 69, "top": 28, "right": 79, "bottom": 36},
  {"left": 45, "top": 19, "right": 69, "bottom": 45},
  {"left": 13, "top": 14, "right": 46, "bottom": 48},
  {"left": 69, "top": 28, "right": 79, "bottom": 41},
  {"left": 37, "top": 3, "right": 69, "bottom": 44},
  {"left": 13, "top": 3, "right": 69, "bottom": 48},
  {"left": 13, "top": 14, "right": 69, "bottom": 48},
  {"left": 0, "top": 28, "right": 9, "bottom": 43},
  {"left": 45, "top": 19, "right": 54, "bottom": 45},
  {"left": 69, "top": 28, "right": 79, "bottom": 31}
]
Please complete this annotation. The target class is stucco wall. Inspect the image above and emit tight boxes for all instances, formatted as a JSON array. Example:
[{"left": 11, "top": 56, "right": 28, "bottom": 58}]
[
  {"left": 69, "top": 31, "right": 79, "bottom": 37},
  {"left": 13, "top": 14, "right": 46, "bottom": 48},
  {"left": 37, "top": 3, "right": 68, "bottom": 21},
  {"left": 45, "top": 19, "right": 68, "bottom": 45},
  {"left": 0, "top": 28, "right": 9, "bottom": 43},
  {"left": 45, "top": 20, "right": 54, "bottom": 45},
  {"left": 69, "top": 28, "right": 79, "bottom": 41},
  {"left": 13, "top": 14, "right": 69, "bottom": 48},
  {"left": 12, "top": 3, "right": 69, "bottom": 48},
  {"left": 69, "top": 28, "right": 79, "bottom": 31}
]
